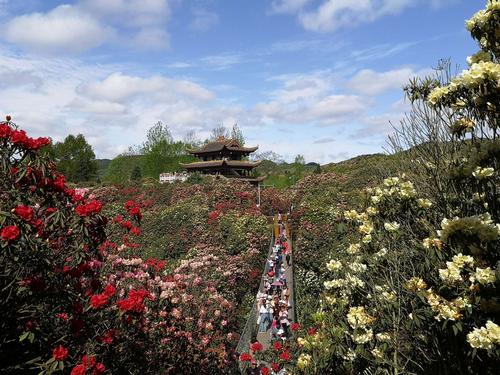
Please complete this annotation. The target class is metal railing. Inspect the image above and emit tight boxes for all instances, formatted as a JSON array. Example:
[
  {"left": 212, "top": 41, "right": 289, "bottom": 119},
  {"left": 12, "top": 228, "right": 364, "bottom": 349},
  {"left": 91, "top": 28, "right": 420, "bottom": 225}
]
[
  {"left": 235, "top": 230, "right": 275, "bottom": 373},
  {"left": 235, "top": 216, "right": 296, "bottom": 374}
]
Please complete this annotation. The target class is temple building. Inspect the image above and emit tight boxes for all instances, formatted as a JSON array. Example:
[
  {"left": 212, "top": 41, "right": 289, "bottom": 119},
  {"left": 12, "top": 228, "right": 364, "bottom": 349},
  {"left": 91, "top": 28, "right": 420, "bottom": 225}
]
[{"left": 181, "top": 137, "right": 264, "bottom": 184}]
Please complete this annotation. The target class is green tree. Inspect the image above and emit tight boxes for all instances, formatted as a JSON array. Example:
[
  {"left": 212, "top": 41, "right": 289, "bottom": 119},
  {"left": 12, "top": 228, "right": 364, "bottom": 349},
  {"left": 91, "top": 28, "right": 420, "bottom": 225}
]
[
  {"left": 130, "top": 165, "right": 142, "bottom": 181},
  {"left": 293, "top": 154, "right": 306, "bottom": 182},
  {"left": 141, "top": 122, "right": 191, "bottom": 178},
  {"left": 50, "top": 134, "right": 97, "bottom": 182},
  {"left": 105, "top": 155, "right": 142, "bottom": 184}
]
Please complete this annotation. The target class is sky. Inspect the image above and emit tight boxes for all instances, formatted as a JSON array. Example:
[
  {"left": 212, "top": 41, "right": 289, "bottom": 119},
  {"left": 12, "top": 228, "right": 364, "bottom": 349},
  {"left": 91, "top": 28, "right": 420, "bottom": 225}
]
[{"left": 0, "top": 0, "right": 485, "bottom": 164}]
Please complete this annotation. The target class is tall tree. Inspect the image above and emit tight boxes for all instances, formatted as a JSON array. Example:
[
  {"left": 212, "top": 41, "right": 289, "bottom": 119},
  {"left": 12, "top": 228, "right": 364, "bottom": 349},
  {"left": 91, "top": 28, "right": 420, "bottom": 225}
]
[
  {"left": 141, "top": 121, "right": 190, "bottom": 178},
  {"left": 293, "top": 154, "right": 306, "bottom": 182},
  {"left": 50, "top": 134, "right": 97, "bottom": 182},
  {"left": 209, "top": 124, "right": 229, "bottom": 141},
  {"left": 230, "top": 123, "right": 245, "bottom": 145},
  {"left": 130, "top": 165, "right": 142, "bottom": 181},
  {"left": 183, "top": 130, "right": 200, "bottom": 148}
]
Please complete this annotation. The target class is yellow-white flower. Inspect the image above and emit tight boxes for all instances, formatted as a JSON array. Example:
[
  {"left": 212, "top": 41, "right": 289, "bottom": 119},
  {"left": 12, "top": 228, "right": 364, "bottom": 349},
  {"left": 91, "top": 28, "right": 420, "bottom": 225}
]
[
  {"left": 470, "top": 267, "right": 496, "bottom": 285},
  {"left": 376, "top": 332, "right": 391, "bottom": 342},
  {"left": 473, "top": 167, "right": 495, "bottom": 179},
  {"left": 344, "top": 210, "right": 360, "bottom": 221},
  {"left": 352, "top": 328, "right": 373, "bottom": 344},
  {"left": 467, "top": 321, "right": 500, "bottom": 350},
  {"left": 359, "top": 222, "right": 374, "bottom": 235},
  {"left": 384, "top": 222, "right": 400, "bottom": 232},
  {"left": 297, "top": 353, "right": 312, "bottom": 370},
  {"left": 417, "top": 198, "right": 433, "bottom": 209},
  {"left": 374, "top": 247, "right": 388, "bottom": 259},
  {"left": 347, "top": 243, "right": 361, "bottom": 254},
  {"left": 362, "top": 234, "right": 372, "bottom": 244},
  {"left": 326, "top": 259, "right": 342, "bottom": 271},
  {"left": 422, "top": 237, "right": 443, "bottom": 250},
  {"left": 371, "top": 347, "right": 384, "bottom": 359},
  {"left": 405, "top": 277, "right": 427, "bottom": 292}
]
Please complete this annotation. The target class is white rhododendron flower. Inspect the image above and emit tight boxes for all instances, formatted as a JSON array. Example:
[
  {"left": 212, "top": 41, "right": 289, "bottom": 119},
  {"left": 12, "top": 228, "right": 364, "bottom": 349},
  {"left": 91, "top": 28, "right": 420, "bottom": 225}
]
[
  {"left": 473, "top": 167, "right": 495, "bottom": 179},
  {"left": 384, "top": 222, "right": 400, "bottom": 232}
]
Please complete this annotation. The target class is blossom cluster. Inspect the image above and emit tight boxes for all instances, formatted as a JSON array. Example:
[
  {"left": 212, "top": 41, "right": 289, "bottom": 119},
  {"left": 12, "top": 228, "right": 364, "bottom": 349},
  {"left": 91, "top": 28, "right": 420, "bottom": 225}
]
[{"left": 467, "top": 321, "right": 500, "bottom": 350}]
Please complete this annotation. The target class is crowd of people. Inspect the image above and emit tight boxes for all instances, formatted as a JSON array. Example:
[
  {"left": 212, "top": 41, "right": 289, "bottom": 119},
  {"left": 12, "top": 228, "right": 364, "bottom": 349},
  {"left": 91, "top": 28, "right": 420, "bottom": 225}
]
[{"left": 247, "top": 214, "right": 293, "bottom": 374}]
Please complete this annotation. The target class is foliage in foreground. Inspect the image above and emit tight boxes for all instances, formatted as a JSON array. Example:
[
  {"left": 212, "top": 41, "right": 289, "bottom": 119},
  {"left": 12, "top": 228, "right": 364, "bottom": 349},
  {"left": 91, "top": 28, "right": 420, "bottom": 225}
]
[
  {"left": 288, "top": 2, "right": 500, "bottom": 374},
  {"left": 0, "top": 119, "right": 272, "bottom": 374}
]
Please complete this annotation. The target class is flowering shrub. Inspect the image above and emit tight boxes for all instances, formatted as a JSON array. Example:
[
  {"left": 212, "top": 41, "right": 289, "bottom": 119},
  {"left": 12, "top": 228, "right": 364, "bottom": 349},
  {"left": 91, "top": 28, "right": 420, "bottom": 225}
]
[
  {"left": 0, "top": 118, "right": 272, "bottom": 374},
  {"left": 287, "top": 2, "right": 500, "bottom": 373}
]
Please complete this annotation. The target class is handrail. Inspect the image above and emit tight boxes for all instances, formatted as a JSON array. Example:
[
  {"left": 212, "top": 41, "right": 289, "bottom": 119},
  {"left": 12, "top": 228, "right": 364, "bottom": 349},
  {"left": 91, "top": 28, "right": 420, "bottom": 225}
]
[
  {"left": 235, "top": 227, "right": 275, "bottom": 370},
  {"left": 236, "top": 215, "right": 296, "bottom": 374}
]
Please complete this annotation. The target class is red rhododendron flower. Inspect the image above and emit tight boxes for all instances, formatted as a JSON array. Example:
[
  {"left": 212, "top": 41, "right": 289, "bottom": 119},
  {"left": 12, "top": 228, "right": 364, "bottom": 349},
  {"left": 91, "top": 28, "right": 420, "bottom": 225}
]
[
  {"left": 1, "top": 225, "right": 20, "bottom": 241},
  {"left": 261, "top": 368, "right": 270, "bottom": 375},
  {"left": 52, "top": 345, "right": 69, "bottom": 361},
  {"left": 124, "top": 200, "right": 136, "bottom": 211},
  {"left": 90, "top": 294, "right": 109, "bottom": 309},
  {"left": 94, "top": 363, "right": 106, "bottom": 374},
  {"left": 0, "top": 123, "right": 12, "bottom": 138},
  {"left": 239, "top": 352, "right": 252, "bottom": 362},
  {"left": 291, "top": 322, "right": 300, "bottom": 331},
  {"left": 75, "top": 200, "right": 103, "bottom": 217},
  {"left": 273, "top": 342, "right": 283, "bottom": 351},
  {"left": 116, "top": 289, "right": 152, "bottom": 313},
  {"left": 82, "top": 355, "right": 96, "bottom": 368},
  {"left": 46, "top": 207, "right": 57, "bottom": 215},
  {"left": 99, "top": 329, "right": 115, "bottom": 345},
  {"left": 10, "top": 129, "right": 28, "bottom": 145},
  {"left": 103, "top": 284, "right": 116, "bottom": 297},
  {"left": 208, "top": 210, "right": 220, "bottom": 223},
  {"left": 71, "top": 364, "right": 85, "bottom": 375},
  {"left": 250, "top": 342, "right": 263, "bottom": 353},
  {"left": 13, "top": 205, "right": 34, "bottom": 221},
  {"left": 113, "top": 214, "right": 123, "bottom": 223},
  {"left": 52, "top": 175, "right": 66, "bottom": 191},
  {"left": 56, "top": 313, "right": 69, "bottom": 321},
  {"left": 122, "top": 220, "right": 133, "bottom": 230},
  {"left": 25, "top": 137, "right": 50, "bottom": 150},
  {"left": 130, "top": 226, "right": 141, "bottom": 236},
  {"left": 279, "top": 350, "right": 290, "bottom": 361},
  {"left": 271, "top": 362, "right": 280, "bottom": 372}
]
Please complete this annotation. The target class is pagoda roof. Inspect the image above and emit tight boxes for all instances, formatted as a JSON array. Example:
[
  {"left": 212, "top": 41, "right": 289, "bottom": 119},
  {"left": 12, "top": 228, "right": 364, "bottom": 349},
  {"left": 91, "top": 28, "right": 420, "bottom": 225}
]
[
  {"left": 188, "top": 138, "right": 258, "bottom": 154},
  {"left": 181, "top": 159, "right": 262, "bottom": 169}
]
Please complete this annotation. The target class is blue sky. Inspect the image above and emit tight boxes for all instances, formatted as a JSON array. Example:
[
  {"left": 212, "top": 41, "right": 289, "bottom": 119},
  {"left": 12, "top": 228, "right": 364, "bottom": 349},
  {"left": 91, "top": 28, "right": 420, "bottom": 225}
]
[{"left": 0, "top": 0, "right": 484, "bottom": 163}]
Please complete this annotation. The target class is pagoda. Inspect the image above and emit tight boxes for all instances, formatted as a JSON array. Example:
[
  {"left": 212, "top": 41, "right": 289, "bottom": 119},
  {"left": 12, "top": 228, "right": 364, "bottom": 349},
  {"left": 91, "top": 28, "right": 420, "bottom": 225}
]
[{"left": 181, "top": 137, "right": 264, "bottom": 184}]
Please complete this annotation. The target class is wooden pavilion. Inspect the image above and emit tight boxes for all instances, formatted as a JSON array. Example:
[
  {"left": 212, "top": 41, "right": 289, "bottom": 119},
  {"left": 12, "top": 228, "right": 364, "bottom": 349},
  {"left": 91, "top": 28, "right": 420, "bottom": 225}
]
[{"left": 180, "top": 137, "right": 265, "bottom": 184}]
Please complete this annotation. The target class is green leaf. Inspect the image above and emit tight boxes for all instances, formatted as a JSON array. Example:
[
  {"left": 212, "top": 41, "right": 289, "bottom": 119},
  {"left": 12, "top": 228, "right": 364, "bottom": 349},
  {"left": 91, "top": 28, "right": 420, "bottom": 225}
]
[{"left": 19, "top": 331, "right": 29, "bottom": 342}]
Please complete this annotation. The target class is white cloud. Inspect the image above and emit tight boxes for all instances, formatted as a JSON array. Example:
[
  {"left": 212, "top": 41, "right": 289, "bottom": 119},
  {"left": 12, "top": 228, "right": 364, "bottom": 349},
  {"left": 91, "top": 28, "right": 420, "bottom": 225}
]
[
  {"left": 257, "top": 70, "right": 369, "bottom": 125},
  {"left": 257, "top": 94, "right": 367, "bottom": 125},
  {"left": 200, "top": 53, "right": 243, "bottom": 70},
  {"left": 190, "top": 8, "right": 219, "bottom": 32},
  {"left": 0, "top": 49, "right": 229, "bottom": 158},
  {"left": 166, "top": 62, "right": 193, "bottom": 69},
  {"left": 4, "top": 5, "right": 112, "bottom": 53},
  {"left": 271, "top": 0, "right": 312, "bottom": 14},
  {"left": 81, "top": 0, "right": 171, "bottom": 28},
  {"left": 299, "top": 0, "right": 413, "bottom": 32},
  {"left": 79, "top": 72, "right": 215, "bottom": 103},
  {"left": 2, "top": 0, "right": 173, "bottom": 53},
  {"left": 131, "top": 27, "right": 170, "bottom": 49},
  {"left": 346, "top": 67, "right": 429, "bottom": 96},
  {"left": 271, "top": 0, "right": 451, "bottom": 33}
]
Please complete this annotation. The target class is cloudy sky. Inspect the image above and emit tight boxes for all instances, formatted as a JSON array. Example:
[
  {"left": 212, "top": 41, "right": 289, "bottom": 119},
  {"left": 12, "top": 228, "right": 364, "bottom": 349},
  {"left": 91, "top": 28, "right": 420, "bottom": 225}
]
[{"left": 0, "top": 0, "right": 483, "bottom": 163}]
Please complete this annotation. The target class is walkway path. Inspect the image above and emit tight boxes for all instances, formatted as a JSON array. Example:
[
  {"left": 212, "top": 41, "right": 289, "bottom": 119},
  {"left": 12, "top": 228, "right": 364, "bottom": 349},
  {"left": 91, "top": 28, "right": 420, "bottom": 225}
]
[{"left": 236, "top": 214, "right": 296, "bottom": 373}]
